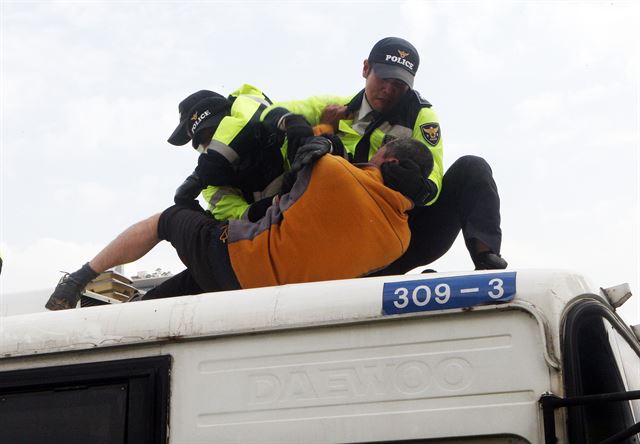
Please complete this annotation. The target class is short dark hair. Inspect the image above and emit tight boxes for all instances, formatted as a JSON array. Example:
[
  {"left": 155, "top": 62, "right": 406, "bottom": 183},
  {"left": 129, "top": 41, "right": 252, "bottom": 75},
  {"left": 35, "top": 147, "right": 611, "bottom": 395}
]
[{"left": 382, "top": 138, "right": 434, "bottom": 178}]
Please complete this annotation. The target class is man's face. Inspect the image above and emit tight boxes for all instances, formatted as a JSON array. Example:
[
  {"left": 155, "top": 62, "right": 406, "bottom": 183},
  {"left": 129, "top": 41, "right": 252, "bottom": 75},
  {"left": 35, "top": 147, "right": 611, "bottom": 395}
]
[
  {"left": 362, "top": 60, "right": 410, "bottom": 113},
  {"left": 369, "top": 145, "right": 398, "bottom": 167}
]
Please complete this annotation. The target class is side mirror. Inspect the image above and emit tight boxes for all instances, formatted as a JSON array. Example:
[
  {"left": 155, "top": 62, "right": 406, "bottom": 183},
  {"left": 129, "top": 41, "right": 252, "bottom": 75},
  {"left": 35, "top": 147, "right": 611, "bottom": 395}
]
[{"left": 601, "top": 283, "right": 632, "bottom": 308}]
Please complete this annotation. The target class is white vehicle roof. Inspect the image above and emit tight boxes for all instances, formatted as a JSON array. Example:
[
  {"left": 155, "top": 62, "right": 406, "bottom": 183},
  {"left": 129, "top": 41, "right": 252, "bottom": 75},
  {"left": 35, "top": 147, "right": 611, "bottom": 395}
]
[{"left": 0, "top": 268, "right": 605, "bottom": 361}]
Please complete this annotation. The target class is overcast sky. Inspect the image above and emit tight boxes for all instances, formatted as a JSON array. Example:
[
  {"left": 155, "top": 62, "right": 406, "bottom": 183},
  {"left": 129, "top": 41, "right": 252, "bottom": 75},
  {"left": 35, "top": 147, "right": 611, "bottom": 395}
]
[{"left": 1, "top": 1, "right": 638, "bottom": 323}]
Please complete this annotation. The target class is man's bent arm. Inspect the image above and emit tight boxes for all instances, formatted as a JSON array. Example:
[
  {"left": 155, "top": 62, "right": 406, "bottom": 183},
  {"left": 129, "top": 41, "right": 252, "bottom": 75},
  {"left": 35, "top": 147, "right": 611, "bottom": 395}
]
[
  {"left": 201, "top": 185, "right": 250, "bottom": 221},
  {"left": 261, "top": 95, "right": 351, "bottom": 127}
]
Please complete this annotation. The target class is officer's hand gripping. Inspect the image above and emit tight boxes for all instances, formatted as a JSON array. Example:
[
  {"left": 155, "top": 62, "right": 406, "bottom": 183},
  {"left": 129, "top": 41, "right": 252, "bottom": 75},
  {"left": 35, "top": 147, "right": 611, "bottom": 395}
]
[
  {"left": 245, "top": 196, "right": 275, "bottom": 222},
  {"left": 279, "top": 137, "right": 334, "bottom": 195},
  {"left": 284, "top": 114, "right": 314, "bottom": 163},
  {"left": 174, "top": 172, "right": 204, "bottom": 205},
  {"left": 290, "top": 137, "right": 333, "bottom": 174}
]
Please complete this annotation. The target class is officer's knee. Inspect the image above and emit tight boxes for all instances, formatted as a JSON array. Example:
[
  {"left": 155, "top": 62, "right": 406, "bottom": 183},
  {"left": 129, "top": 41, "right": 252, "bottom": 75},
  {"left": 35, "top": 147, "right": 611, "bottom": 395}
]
[
  {"left": 449, "top": 155, "right": 493, "bottom": 177},
  {"left": 453, "top": 155, "right": 490, "bottom": 170}
]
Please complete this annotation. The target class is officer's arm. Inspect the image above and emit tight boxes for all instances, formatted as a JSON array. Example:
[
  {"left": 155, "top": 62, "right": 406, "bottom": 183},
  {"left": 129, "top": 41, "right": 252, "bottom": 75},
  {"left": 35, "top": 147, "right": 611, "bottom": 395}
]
[
  {"left": 412, "top": 107, "right": 444, "bottom": 205},
  {"left": 261, "top": 96, "right": 351, "bottom": 166},
  {"left": 193, "top": 114, "right": 257, "bottom": 186},
  {"left": 260, "top": 95, "right": 349, "bottom": 127},
  {"left": 228, "top": 84, "right": 272, "bottom": 104},
  {"left": 201, "top": 185, "right": 250, "bottom": 222}
]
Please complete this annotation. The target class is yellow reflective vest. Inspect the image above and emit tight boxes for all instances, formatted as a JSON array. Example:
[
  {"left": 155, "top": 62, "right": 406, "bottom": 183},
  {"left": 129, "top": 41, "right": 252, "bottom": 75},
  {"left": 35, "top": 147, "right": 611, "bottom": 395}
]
[
  {"left": 262, "top": 89, "right": 443, "bottom": 204},
  {"left": 199, "top": 85, "right": 286, "bottom": 221}
]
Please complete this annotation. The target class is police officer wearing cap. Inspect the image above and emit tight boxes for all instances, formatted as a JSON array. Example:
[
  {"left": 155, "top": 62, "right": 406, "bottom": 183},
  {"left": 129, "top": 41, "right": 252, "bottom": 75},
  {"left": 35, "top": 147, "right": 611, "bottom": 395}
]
[
  {"left": 262, "top": 37, "right": 507, "bottom": 271},
  {"left": 169, "top": 84, "right": 292, "bottom": 223},
  {"left": 136, "top": 85, "right": 290, "bottom": 299}
]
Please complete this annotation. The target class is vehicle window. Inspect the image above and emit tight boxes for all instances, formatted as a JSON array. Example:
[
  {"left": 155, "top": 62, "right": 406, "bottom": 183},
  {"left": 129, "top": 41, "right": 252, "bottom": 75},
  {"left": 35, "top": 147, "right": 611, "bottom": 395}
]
[
  {"left": 0, "top": 382, "right": 127, "bottom": 444},
  {"left": 607, "top": 318, "right": 640, "bottom": 418},
  {"left": 563, "top": 301, "right": 638, "bottom": 443},
  {"left": 0, "top": 355, "right": 170, "bottom": 444}
]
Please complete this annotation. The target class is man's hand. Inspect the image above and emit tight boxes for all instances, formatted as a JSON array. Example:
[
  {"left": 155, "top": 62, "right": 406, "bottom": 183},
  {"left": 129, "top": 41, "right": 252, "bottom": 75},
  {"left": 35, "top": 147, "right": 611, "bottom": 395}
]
[
  {"left": 281, "top": 137, "right": 333, "bottom": 193},
  {"left": 174, "top": 172, "right": 204, "bottom": 205},
  {"left": 321, "top": 134, "right": 346, "bottom": 159},
  {"left": 284, "top": 114, "right": 314, "bottom": 163},
  {"left": 290, "top": 137, "right": 333, "bottom": 174},
  {"left": 245, "top": 196, "right": 274, "bottom": 222},
  {"left": 319, "top": 104, "right": 351, "bottom": 133},
  {"left": 381, "top": 159, "right": 435, "bottom": 207}
]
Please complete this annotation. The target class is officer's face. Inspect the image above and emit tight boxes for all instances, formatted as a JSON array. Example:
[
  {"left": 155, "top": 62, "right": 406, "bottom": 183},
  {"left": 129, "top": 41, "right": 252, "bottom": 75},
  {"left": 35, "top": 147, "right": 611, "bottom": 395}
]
[
  {"left": 192, "top": 126, "right": 216, "bottom": 151},
  {"left": 362, "top": 60, "right": 409, "bottom": 113}
]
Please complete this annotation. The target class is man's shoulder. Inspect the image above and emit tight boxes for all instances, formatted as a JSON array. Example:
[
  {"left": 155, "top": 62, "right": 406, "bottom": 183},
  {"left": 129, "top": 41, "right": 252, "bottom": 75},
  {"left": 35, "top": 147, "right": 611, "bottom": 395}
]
[
  {"left": 317, "top": 153, "right": 351, "bottom": 168},
  {"left": 319, "top": 156, "right": 381, "bottom": 180},
  {"left": 410, "top": 89, "right": 432, "bottom": 107},
  {"left": 389, "top": 90, "right": 435, "bottom": 126},
  {"left": 313, "top": 154, "right": 359, "bottom": 177}
]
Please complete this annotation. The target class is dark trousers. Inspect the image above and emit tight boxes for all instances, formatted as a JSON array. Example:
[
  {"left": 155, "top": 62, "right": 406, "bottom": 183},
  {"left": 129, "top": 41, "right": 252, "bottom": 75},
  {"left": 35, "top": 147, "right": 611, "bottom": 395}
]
[
  {"left": 142, "top": 204, "right": 239, "bottom": 301},
  {"left": 142, "top": 268, "right": 203, "bottom": 300},
  {"left": 372, "top": 155, "right": 502, "bottom": 276}
]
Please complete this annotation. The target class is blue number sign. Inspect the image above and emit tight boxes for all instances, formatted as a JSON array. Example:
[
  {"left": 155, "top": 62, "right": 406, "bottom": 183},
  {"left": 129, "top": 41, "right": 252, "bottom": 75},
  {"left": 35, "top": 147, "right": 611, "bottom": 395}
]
[{"left": 382, "top": 272, "right": 516, "bottom": 315}]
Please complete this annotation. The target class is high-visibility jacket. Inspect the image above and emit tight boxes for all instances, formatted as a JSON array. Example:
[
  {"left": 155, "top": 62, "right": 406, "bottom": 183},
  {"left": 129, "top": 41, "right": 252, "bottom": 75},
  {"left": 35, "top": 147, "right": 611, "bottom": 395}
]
[
  {"left": 227, "top": 155, "right": 413, "bottom": 289},
  {"left": 198, "top": 85, "right": 286, "bottom": 221},
  {"left": 262, "top": 89, "right": 443, "bottom": 204}
]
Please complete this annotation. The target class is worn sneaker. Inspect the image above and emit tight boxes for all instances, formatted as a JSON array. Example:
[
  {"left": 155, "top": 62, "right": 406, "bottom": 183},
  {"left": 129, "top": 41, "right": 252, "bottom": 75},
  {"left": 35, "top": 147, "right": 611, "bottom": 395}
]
[
  {"left": 473, "top": 252, "right": 508, "bottom": 270},
  {"left": 45, "top": 274, "right": 84, "bottom": 310}
]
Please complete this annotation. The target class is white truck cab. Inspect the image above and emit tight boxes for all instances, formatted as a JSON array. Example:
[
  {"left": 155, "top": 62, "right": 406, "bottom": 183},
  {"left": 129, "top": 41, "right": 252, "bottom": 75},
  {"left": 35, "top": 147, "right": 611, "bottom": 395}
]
[{"left": 1, "top": 269, "right": 638, "bottom": 443}]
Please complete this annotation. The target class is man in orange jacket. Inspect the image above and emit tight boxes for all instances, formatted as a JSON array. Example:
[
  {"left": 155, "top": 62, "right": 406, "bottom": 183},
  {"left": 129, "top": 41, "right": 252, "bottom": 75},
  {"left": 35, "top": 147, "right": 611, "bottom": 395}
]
[{"left": 45, "top": 137, "right": 433, "bottom": 309}]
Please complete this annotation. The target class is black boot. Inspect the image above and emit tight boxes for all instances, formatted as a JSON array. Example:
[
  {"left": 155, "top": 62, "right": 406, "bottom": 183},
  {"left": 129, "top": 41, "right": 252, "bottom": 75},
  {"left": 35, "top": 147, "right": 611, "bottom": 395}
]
[
  {"left": 473, "top": 252, "right": 508, "bottom": 270},
  {"left": 45, "top": 263, "right": 99, "bottom": 310}
]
